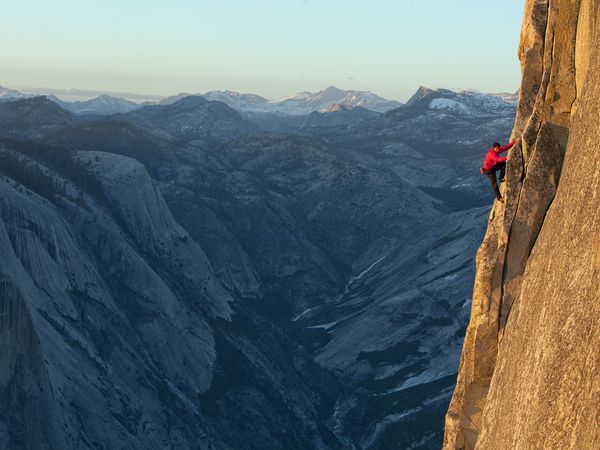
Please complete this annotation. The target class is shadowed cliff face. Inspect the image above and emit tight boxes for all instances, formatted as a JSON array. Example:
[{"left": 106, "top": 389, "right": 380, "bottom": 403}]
[
  {"left": 0, "top": 146, "right": 342, "bottom": 450},
  {"left": 0, "top": 279, "right": 66, "bottom": 450},
  {"left": 443, "top": 1, "right": 600, "bottom": 448}
]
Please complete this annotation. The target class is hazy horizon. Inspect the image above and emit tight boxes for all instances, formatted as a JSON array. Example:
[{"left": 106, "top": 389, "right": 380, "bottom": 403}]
[
  {"left": 4, "top": 82, "right": 520, "bottom": 104},
  {"left": 2, "top": 0, "right": 525, "bottom": 102}
]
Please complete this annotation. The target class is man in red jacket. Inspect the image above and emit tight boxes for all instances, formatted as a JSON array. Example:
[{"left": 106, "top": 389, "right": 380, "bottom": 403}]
[{"left": 480, "top": 140, "right": 516, "bottom": 201}]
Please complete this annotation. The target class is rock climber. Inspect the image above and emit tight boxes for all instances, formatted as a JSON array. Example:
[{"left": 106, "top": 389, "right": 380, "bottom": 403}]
[{"left": 480, "top": 140, "right": 516, "bottom": 202}]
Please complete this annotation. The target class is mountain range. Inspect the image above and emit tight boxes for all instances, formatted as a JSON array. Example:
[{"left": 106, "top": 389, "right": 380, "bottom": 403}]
[
  {"left": 2, "top": 84, "right": 517, "bottom": 118},
  {"left": 159, "top": 86, "right": 403, "bottom": 115},
  {"left": 0, "top": 85, "right": 516, "bottom": 449}
]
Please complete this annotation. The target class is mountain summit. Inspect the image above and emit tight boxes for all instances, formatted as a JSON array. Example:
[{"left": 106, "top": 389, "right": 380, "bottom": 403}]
[
  {"left": 403, "top": 85, "right": 518, "bottom": 117},
  {"left": 406, "top": 85, "right": 437, "bottom": 105},
  {"left": 48, "top": 94, "right": 140, "bottom": 116},
  {"left": 267, "top": 86, "right": 402, "bottom": 114}
]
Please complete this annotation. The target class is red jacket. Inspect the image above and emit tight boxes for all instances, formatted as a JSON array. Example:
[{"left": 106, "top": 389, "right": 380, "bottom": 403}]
[{"left": 482, "top": 141, "right": 515, "bottom": 171}]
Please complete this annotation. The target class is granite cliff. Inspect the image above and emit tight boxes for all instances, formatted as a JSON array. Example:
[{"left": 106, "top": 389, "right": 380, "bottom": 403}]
[{"left": 443, "top": 0, "right": 600, "bottom": 448}]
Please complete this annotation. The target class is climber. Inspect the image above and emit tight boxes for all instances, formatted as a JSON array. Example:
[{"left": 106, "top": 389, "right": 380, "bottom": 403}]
[{"left": 480, "top": 140, "right": 516, "bottom": 202}]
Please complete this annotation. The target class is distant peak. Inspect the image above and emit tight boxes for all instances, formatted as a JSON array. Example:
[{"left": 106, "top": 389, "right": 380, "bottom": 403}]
[
  {"left": 406, "top": 86, "right": 437, "bottom": 105},
  {"left": 169, "top": 95, "right": 209, "bottom": 108}
]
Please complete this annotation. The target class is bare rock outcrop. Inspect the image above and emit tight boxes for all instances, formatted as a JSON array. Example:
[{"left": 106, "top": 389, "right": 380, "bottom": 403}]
[
  {"left": 0, "top": 151, "right": 222, "bottom": 448},
  {"left": 443, "top": 0, "right": 600, "bottom": 448}
]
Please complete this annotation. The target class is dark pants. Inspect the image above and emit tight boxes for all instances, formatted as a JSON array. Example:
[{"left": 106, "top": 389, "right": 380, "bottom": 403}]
[{"left": 484, "top": 162, "right": 506, "bottom": 200}]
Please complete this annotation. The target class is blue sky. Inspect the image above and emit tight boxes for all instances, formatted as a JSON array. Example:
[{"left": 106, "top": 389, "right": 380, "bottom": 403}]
[{"left": 1, "top": 0, "right": 526, "bottom": 101}]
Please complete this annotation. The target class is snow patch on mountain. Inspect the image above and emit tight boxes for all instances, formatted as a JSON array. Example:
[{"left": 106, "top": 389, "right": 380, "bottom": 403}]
[
  {"left": 403, "top": 86, "right": 518, "bottom": 120},
  {"left": 429, "top": 98, "right": 472, "bottom": 114},
  {"left": 343, "top": 254, "right": 388, "bottom": 293},
  {"left": 0, "top": 86, "right": 34, "bottom": 102}
]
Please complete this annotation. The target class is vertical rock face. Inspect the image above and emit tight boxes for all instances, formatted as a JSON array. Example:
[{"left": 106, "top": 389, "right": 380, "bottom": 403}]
[
  {"left": 0, "top": 280, "right": 66, "bottom": 450},
  {"left": 443, "top": 1, "right": 600, "bottom": 448}
]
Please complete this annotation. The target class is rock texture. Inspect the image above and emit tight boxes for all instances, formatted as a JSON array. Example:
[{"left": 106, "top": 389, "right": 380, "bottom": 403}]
[{"left": 443, "top": 1, "right": 600, "bottom": 448}]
